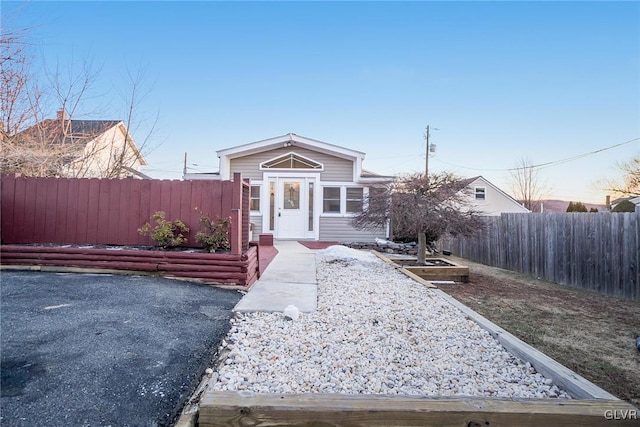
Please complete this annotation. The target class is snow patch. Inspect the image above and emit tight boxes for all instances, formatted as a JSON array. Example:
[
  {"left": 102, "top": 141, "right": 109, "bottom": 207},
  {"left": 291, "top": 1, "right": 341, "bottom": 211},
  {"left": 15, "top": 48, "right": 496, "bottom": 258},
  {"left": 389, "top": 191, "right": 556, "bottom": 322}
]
[{"left": 317, "top": 245, "right": 378, "bottom": 264}]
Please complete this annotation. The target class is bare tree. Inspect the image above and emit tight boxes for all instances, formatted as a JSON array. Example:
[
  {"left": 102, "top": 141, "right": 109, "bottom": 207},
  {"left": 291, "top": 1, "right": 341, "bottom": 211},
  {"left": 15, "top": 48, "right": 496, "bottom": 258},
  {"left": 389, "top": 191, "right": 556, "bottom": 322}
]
[
  {"left": 1, "top": 21, "right": 155, "bottom": 178},
  {"left": 602, "top": 156, "right": 640, "bottom": 197},
  {"left": 1, "top": 27, "right": 35, "bottom": 137},
  {"left": 508, "top": 158, "right": 548, "bottom": 212},
  {"left": 353, "top": 172, "right": 484, "bottom": 263}
]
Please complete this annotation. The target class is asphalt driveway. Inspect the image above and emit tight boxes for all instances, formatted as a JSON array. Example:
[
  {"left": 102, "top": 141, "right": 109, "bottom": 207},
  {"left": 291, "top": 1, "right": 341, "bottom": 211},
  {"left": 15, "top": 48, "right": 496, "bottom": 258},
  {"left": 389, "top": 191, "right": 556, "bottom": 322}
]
[{"left": 0, "top": 270, "right": 242, "bottom": 426}]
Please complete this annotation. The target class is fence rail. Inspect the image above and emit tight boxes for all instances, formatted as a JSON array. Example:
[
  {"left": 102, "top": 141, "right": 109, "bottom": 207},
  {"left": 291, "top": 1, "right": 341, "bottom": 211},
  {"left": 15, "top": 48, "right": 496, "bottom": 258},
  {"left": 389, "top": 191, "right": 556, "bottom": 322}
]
[
  {"left": 439, "top": 210, "right": 639, "bottom": 301},
  {"left": 1, "top": 173, "right": 250, "bottom": 254}
]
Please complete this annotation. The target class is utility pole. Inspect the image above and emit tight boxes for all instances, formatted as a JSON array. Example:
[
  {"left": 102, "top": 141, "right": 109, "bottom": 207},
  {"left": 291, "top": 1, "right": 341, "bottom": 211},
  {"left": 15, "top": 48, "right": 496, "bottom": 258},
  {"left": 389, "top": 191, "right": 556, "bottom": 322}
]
[
  {"left": 424, "top": 125, "right": 438, "bottom": 182},
  {"left": 183, "top": 152, "right": 187, "bottom": 177},
  {"left": 425, "top": 125, "right": 430, "bottom": 177}
]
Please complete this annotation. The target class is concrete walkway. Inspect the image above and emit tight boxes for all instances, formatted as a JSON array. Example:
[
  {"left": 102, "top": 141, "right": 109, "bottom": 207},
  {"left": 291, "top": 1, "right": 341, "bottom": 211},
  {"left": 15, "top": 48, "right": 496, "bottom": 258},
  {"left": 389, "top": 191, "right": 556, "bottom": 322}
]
[{"left": 233, "top": 241, "right": 317, "bottom": 313}]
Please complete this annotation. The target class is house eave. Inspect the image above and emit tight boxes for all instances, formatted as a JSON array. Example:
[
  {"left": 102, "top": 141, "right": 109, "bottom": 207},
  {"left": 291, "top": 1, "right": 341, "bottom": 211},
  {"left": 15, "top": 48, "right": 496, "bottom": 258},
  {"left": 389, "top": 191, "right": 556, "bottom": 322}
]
[{"left": 217, "top": 133, "right": 366, "bottom": 162}]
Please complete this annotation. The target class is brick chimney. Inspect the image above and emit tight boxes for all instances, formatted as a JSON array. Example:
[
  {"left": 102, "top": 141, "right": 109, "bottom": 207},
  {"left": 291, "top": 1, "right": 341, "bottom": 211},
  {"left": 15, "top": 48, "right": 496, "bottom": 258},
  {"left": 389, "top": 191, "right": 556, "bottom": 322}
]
[
  {"left": 56, "top": 109, "right": 66, "bottom": 121},
  {"left": 606, "top": 195, "right": 611, "bottom": 208}
]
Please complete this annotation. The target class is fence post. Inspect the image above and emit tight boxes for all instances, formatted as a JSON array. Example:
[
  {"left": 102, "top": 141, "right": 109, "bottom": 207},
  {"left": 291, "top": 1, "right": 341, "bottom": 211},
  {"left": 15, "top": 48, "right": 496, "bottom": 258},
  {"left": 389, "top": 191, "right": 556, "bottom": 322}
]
[{"left": 230, "top": 172, "right": 243, "bottom": 255}]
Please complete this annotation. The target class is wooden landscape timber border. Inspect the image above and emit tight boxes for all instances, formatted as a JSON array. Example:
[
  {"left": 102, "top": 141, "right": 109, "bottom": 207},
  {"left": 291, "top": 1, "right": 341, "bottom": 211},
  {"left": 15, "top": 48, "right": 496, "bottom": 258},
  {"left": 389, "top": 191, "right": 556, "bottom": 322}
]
[
  {"left": 0, "top": 243, "right": 260, "bottom": 286},
  {"left": 399, "top": 257, "right": 470, "bottom": 283},
  {"left": 196, "top": 250, "right": 637, "bottom": 426},
  {"left": 198, "top": 392, "right": 637, "bottom": 427}
]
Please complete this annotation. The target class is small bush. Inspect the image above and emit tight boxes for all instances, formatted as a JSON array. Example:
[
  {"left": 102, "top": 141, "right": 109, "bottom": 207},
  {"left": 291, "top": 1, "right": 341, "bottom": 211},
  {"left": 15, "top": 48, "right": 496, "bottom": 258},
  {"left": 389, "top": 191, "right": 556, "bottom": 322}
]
[
  {"left": 138, "top": 211, "right": 189, "bottom": 249},
  {"left": 612, "top": 200, "right": 636, "bottom": 213},
  {"left": 194, "top": 208, "right": 231, "bottom": 253}
]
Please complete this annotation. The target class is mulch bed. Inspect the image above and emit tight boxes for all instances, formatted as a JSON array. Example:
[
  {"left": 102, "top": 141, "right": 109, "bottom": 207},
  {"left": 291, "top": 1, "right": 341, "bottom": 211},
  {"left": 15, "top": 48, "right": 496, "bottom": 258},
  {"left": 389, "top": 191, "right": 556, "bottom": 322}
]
[{"left": 297, "top": 241, "right": 340, "bottom": 250}]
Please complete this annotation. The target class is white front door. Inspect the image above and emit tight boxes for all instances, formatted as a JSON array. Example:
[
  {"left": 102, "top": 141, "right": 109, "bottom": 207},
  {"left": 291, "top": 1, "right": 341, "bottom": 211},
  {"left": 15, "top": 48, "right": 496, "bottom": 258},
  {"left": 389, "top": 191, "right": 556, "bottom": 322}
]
[{"left": 276, "top": 179, "right": 306, "bottom": 239}]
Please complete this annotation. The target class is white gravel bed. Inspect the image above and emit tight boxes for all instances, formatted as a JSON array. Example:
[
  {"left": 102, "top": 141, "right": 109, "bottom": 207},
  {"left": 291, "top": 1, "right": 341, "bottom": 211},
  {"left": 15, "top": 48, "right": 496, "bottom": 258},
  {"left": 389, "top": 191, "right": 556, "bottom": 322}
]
[{"left": 210, "top": 246, "right": 570, "bottom": 399}]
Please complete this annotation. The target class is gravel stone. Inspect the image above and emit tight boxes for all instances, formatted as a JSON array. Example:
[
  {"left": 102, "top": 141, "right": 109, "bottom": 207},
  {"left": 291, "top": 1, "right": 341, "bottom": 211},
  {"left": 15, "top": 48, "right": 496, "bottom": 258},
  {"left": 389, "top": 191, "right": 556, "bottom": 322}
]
[{"left": 210, "top": 247, "right": 571, "bottom": 399}]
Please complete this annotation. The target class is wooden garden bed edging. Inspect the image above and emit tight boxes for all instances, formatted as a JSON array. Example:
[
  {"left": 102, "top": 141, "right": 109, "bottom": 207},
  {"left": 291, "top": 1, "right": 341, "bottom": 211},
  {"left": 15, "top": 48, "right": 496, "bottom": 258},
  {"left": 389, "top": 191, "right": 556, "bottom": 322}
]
[
  {"left": 198, "top": 392, "right": 638, "bottom": 427},
  {"left": 195, "top": 249, "right": 637, "bottom": 425},
  {"left": 401, "top": 257, "right": 469, "bottom": 282},
  {"left": 0, "top": 243, "right": 260, "bottom": 286}
]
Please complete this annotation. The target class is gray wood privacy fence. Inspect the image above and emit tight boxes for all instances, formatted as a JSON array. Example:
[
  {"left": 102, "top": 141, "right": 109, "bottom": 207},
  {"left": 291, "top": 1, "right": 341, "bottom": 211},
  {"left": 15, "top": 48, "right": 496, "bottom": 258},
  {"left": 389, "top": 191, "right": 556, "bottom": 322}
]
[{"left": 438, "top": 208, "right": 639, "bottom": 301}]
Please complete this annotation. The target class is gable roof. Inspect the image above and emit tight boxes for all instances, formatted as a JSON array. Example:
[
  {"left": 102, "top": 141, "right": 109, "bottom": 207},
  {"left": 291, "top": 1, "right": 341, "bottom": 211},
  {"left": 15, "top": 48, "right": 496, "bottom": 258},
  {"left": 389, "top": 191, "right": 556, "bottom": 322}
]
[
  {"left": 465, "top": 176, "right": 530, "bottom": 213},
  {"left": 15, "top": 119, "right": 121, "bottom": 145},
  {"left": 14, "top": 118, "right": 146, "bottom": 165},
  {"left": 217, "top": 133, "right": 366, "bottom": 161},
  {"left": 215, "top": 133, "right": 392, "bottom": 182}
]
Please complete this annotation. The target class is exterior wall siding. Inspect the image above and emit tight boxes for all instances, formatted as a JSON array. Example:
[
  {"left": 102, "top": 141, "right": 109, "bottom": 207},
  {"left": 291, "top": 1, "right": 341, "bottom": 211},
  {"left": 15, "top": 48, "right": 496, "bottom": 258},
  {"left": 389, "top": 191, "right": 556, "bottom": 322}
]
[
  {"left": 250, "top": 214, "right": 263, "bottom": 239},
  {"left": 319, "top": 216, "right": 385, "bottom": 242},
  {"left": 230, "top": 146, "right": 354, "bottom": 182},
  {"left": 65, "top": 125, "right": 144, "bottom": 179},
  {"left": 469, "top": 178, "right": 529, "bottom": 216}
]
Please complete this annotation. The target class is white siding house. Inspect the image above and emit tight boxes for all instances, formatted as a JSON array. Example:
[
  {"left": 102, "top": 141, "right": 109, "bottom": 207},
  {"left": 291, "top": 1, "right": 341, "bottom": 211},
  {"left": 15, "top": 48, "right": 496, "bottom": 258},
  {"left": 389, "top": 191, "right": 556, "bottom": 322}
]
[
  {"left": 184, "top": 133, "right": 393, "bottom": 241},
  {"left": 12, "top": 111, "right": 147, "bottom": 178},
  {"left": 464, "top": 176, "right": 530, "bottom": 215}
]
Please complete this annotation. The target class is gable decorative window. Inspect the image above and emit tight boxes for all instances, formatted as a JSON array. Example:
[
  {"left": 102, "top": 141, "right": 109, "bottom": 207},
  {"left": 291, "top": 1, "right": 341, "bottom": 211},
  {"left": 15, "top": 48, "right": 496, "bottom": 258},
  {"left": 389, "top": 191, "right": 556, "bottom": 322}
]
[
  {"left": 475, "top": 186, "right": 486, "bottom": 200},
  {"left": 260, "top": 153, "right": 323, "bottom": 170}
]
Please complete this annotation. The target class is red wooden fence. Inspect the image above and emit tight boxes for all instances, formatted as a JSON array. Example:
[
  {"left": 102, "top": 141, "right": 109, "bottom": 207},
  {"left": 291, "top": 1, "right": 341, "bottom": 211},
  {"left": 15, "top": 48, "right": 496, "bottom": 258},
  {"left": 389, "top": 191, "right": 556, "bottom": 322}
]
[{"left": 1, "top": 173, "right": 250, "bottom": 254}]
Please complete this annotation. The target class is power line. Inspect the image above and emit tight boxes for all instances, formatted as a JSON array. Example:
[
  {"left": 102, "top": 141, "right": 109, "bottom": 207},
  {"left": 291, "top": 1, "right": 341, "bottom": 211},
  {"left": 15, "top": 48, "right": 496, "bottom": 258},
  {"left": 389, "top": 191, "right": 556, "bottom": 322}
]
[
  {"left": 434, "top": 137, "right": 639, "bottom": 172},
  {"left": 520, "top": 137, "right": 639, "bottom": 171}
]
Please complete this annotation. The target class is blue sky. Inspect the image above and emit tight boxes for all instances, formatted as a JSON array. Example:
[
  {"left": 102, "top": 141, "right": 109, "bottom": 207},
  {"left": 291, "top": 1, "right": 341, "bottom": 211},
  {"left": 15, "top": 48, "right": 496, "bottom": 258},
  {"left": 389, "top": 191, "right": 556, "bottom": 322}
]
[{"left": 4, "top": 1, "right": 639, "bottom": 204}]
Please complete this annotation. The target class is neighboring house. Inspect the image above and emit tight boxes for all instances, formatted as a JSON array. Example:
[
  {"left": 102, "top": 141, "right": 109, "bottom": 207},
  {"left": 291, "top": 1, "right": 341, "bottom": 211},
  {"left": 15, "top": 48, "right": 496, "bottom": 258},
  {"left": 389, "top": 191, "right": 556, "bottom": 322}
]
[
  {"left": 462, "top": 176, "right": 530, "bottom": 216},
  {"left": 610, "top": 195, "right": 640, "bottom": 211},
  {"left": 184, "top": 133, "right": 393, "bottom": 241},
  {"left": 10, "top": 110, "right": 147, "bottom": 178}
]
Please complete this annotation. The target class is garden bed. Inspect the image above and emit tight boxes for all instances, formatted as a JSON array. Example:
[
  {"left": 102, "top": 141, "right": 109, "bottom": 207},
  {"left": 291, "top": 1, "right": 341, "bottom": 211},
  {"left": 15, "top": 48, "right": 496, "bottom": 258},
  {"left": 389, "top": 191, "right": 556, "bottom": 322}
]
[
  {"left": 395, "top": 257, "right": 470, "bottom": 283},
  {"left": 196, "top": 247, "right": 636, "bottom": 426},
  {"left": 0, "top": 243, "right": 260, "bottom": 287}
]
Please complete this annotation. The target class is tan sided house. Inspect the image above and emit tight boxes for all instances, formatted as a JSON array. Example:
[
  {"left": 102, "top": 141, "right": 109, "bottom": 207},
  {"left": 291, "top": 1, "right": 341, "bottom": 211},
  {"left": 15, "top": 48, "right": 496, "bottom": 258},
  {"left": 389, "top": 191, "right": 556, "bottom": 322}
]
[
  {"left": 463, "top": 176, "right": 530, "bottom": 215},
  {"left": 184, "top": 133, "right": 394, "bottom": 241}
]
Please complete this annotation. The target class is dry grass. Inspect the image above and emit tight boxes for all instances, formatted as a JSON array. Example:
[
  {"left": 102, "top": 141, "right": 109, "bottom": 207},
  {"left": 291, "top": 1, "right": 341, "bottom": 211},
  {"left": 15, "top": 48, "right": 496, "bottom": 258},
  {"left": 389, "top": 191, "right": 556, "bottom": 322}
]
[{"left": 438, "top": 256, "right": 640, "bottom": 408}]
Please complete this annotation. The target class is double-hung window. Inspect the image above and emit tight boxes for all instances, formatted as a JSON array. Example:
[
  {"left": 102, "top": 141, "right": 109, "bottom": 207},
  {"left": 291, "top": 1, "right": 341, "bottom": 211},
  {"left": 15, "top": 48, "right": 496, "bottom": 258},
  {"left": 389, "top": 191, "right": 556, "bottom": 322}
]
[
  {"left": 250, "top": 185, "right": 261, "bottom": 211},
  {"left": 322, "top": 186, "right": 365, "bottom": 214},
  {"left": 346, "top": 188, "right": 364, "bottom": 213},
  {"left": 323, "top": 187, "right": 341, "bottom": 213}
]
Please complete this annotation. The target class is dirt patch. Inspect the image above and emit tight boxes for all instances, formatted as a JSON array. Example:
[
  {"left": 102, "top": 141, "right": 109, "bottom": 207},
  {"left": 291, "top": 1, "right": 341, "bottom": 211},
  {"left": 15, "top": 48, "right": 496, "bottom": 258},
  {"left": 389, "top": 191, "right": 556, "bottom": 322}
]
[{"left": 438, "top": 256, "right": 640, "bottom": 408}]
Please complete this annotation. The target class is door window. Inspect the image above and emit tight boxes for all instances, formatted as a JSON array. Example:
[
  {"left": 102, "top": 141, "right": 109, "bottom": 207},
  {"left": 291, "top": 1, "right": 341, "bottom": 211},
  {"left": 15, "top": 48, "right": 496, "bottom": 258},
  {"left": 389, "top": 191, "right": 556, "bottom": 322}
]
[{"left": 283, "top": 182, "right": 300, "bottom": 209}]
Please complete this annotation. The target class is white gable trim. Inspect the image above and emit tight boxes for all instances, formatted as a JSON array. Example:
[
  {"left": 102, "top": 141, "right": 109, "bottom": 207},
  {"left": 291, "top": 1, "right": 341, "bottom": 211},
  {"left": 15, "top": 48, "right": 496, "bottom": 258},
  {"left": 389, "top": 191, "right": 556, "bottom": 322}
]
[
  {"left": 116, "top": 122, "right": 147, "bottom": 165},
  {"left": 469, "top": 176, "right": 530, "bottom": 213},
  {"left": 217, "top": 133, "right": 365, "bottom": 180},
  {"left": 259, "top": 151, "right": 324, "bottom": 171}
]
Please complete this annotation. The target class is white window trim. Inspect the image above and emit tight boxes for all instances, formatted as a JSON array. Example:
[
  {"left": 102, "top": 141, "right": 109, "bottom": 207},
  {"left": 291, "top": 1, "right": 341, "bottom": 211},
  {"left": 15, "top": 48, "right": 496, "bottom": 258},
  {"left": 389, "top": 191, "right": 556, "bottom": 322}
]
[
  {"left": 345, "top": 186, "right": 365, "bottom": 214},
  {"left": 474, "top": 186, "right": 487, "bottom": 200},
  {"left": 250, "top": 183, "right": 262, "bottom": 213},
  {"left": 320, "top": 183, "right": 367, "bottom": 217},
  {"left": 322, "top": 185, "right": 342, "bottom": 215}
]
